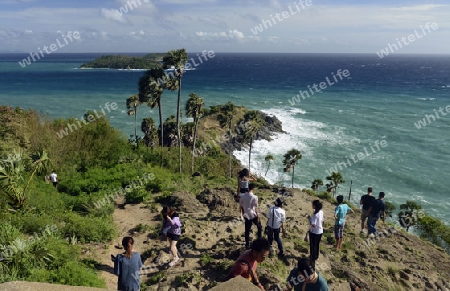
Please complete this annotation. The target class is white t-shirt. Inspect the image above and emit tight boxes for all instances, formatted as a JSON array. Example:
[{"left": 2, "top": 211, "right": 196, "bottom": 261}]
[
  {"left": 239, "top": 192, "right": 258, "bottom": 220},
  {"left": 49, "top": 173, "right": 57, "bottom": 183},
  {"left": 266, "top": 206, "right": 286, "bottom": 229},
  {"left": 310, "top": 210, "right": 324, "bottom": 234}
]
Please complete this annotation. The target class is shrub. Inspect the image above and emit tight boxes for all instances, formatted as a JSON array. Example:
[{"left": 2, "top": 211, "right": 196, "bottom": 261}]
[{"left": 61, "top": 213, "right": 116, "bottom": 243}]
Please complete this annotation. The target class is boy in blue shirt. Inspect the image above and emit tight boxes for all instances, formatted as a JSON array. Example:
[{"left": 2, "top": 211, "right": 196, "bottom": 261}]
[{"left": 334, "top": 195, "right": 354, "bottom": 250}]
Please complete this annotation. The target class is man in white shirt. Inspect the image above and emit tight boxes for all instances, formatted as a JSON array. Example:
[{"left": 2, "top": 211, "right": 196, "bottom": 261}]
[
  {"left": 266, "top": 197, "right": 286, "bottom": 258},
  {"left": 49, "top": 170, "right": 58, "bottom": 188},
  {"left": 240, "top": 184, "right": 262, "bottom": 249}
]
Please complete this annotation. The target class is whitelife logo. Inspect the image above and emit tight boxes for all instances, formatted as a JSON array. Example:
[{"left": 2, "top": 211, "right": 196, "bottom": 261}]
[{"left": 18, "top": 31, "right": 80, "bottom": 68}]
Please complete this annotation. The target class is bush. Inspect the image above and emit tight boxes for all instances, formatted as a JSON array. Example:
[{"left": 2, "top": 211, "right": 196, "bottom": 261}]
[
  {"left": 61, "top": 213, "right": 116, "bottom": 243},
  {"left": 125, "top": 188, "right": 151, "bottom": 204}
]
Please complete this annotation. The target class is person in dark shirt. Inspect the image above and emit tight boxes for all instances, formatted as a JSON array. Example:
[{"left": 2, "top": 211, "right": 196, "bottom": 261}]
[
  {"left": 285, "top": 257, "right": 328, "bottom": 291},
  {"left": 359, "top": 187, "right": 375, "bottom": 234},
  {"left": 366, "top": 192, "right": 386, "bottom": 237}
]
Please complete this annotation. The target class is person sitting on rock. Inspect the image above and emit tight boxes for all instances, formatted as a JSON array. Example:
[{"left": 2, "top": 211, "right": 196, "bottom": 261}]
[{"left": 226, "top": 237, "right": 270, "bottom": 291}]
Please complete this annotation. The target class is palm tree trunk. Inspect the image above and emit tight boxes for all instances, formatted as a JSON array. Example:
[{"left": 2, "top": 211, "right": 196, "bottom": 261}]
[
  {"left": 134, "top": 105, "right": 138, "bottom": 149},
  {"left": 192, "top": 117, "right": 199, "bottom": 174},
  {"left": 228, "top": 126, "right": 232, "bottom": 178},
  {"left": 177, "top": 76, "right": 182, "bottom": 173},
  {"left": 158, "top": 99, "right": 163, "bottom": 166},
  {"left": 248, "top": 138, "right": 252, "bottom": 172},
  {"left": 291, "top": 165, "right": 295, "bottom": 188},
  {"left": 265, "top": 161, "right": 270, "bottom": 176}
]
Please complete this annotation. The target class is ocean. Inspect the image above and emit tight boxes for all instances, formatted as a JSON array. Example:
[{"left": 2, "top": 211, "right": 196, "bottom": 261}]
[{"left": 1, "top": 52, "right": 449, "bottom": 224}]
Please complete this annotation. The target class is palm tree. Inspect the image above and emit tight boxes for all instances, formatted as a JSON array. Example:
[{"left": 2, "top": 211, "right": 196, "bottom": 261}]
[
  {"left": 126, "top": 94, "right": 140, "bottom": 148},
  {"left": 264, "top": 154, "right": 274, "bottom": 177},
  {"left": 311, "top": 179, "right": 323, "bottom": 192},
  {"left": 163, "top": 49, "right": 188, "bottom": 173},
  {"left": 242, "top": 110, "right": 265, "bottom": 173},
  {"left": 139, "top": 68, "right": 165, "bottom": 163},
  {"left": 141, "top": 117, "right": 158, "bottom": 148},
  {"left": 185, "top": 93, "right": 204, "bottom": 174},
  {"left": 326, "top": 172, "right": 345, "bottom": 197},
  {"left": 217, "top": 102, "right": 236, "bottom": 178},
  {"left": 0, "top": 149, "right": 51, "bottom": 209},
  {"left": 282, "top": 149, "right": 302, "bottom": 188}
]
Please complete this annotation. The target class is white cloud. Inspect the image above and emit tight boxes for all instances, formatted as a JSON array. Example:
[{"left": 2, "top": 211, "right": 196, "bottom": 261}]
[
  {"left": 101, "top": 8, "right": 127, "bottom": 23},
  {"left": 24, "top": 29, "right": 32, "bottom": 34},
  {"left": 388, "top": 4, "right": 446, "bottom": 12}
]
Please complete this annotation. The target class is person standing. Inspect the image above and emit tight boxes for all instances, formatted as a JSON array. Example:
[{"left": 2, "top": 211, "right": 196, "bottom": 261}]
[
  {"left": 266, "top": 197, "right": 286, "bottom": 258},
  {"left": 334, "top": 195, "right": 354, "bottom": 250},
  {"left": 113, "top": 237, "right": 143, "bottom": 291},
  {"left": 240, "top": 183, "right": 262, "bottom": 249},
  {"left": 284, "top": 257, "right": 328, "bottom": 291},
  {"left": 49, "top": 170, "right": 58, "bottom": 188},
  {"left": 308, "top": 200, "right": 323, "bottom": 267},
  {"left": 360, "top": 187, "right": 374, "bottom": 233},
  {"left": 237, "top": 168, "right": 256, "bottom": 194},
  {"left": 366, "top": 192, "right": 386, "bottom": 238},
  {"left": 227, "top": 237, "right": 270, "bottom": 291},
  {"left": 160, "top": 206, "right": 182, "bottom": 267}
]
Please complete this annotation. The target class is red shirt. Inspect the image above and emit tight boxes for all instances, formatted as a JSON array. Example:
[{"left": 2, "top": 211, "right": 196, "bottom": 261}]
[{"left": 227, "top": 250, "right": 257, "bottom": 281}]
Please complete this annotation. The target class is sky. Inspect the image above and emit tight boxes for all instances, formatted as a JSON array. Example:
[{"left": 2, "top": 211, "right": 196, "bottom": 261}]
[{"left": 0, "top": 0, "right": 449, "bottom": 54}]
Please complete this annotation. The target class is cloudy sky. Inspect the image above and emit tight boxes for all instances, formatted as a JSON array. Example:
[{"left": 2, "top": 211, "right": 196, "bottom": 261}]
[{"left": 0, "top": 0, "right": 449, "bottom": 53}]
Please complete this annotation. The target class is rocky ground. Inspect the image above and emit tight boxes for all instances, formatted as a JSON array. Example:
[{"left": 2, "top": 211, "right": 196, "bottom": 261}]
[{"left": 82, "top": 185, "right": 450, "bottom": 291}]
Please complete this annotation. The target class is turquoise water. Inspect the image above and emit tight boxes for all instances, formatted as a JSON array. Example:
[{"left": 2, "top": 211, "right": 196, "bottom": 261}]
[{"left": 1, "top": 53, "right": 449, "bottom": 224}]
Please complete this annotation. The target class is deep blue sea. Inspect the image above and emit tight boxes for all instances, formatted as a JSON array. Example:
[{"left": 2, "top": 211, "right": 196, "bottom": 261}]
[{"left": 1, "top": 53, "right": 449, "bottom": 224}]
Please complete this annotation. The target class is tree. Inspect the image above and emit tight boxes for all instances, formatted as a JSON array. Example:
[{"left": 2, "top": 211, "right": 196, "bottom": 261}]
[
  {"left": 163, "top": 49, "right": 188, "bottom": 173},
  {"left": 217, "top": 102, "right": 236, "bottom": 178},
  {"left": 282, "top": 149, "right": 302, "bottom": 188},
  {"left": 242, "top": 110, "right": 265, "bottom": 173},
  {"left": 398, "top": 201, "right": 422, "bottom": 232},
  {"left": 138, "top": 68, "right": 165, "bottom": 149},
  {"left": 185, "top": 93, "right": 204, "bottom": 174},
  {"left": 326, "top": 172, "right": 345, "bottom": 196},
  {"left": 141, "top": 117, "right": 158, "bottom": 148},
  {"left": 264, "top": 154, "right": 274, "bottom": 177},
  {"left": 0, "top": 149, "right": 51, "bottom": 209},
  {"left": 126, "top": 94, "right": 140, "bottom": 148},
  {"left": 311, "top": 179, "right": 323, "bottom": 192}
]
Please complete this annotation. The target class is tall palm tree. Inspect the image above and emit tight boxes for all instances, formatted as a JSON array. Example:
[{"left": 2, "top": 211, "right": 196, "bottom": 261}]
[
  {"left": 163, "top": 49, "right": 188, "bottom": 173},
  {"left": 126, "top": 94, "right": 140, "bottom": 148},
  {"left": 264, "top": 154, "right": 274, "bottom": 177},
  {"left": 217, "top": 102, "right": 236, "bottom": 178},
  {"left": 139, "top": 68, "right": 164, "bottom": 148},
  {"left": 0, "top": 149, "right": 51, "bottom": 209},
  {"left": 282, "top": 149, "right": 302, "bottom": 188},
  {"left": 242, "top": 110, "right": 265, "bottom": 173},
  {"left": 185, "top": 93, "right": 204, "bottom": 174},
  {"left": 326, "top": 172, "right": 345, "bottom": 197}
]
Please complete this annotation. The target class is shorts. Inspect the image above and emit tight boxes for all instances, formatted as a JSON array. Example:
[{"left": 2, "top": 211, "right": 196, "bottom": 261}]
[
  {"left": 361, "top": 209, "right": 369, "bottom": 222},
  {"left": 167, "top": 233, "right": 180, "bottom": 241},
  {"left": 334, "top": 223, "right": 345, "bottom": 239}
]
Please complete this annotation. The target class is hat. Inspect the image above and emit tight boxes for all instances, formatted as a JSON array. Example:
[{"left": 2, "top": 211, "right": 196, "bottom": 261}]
[{"left": 275, "top": 197, "right": 283, "bottom": 207}]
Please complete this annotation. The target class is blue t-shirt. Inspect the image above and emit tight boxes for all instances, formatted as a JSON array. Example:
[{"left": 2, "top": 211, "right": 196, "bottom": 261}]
[
  {"left": 286, "top": 267, "right": 328, "bottom": 291},
  {"left": 334, "top": 204, "right": 352, "bottom": 226},
  {"left": 114, "top": 252, "right": 143, "bottom": 291}
]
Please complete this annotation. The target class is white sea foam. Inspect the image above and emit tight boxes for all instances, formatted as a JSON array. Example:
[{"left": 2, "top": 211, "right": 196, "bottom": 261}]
[{"left": 233, "top": 107, "right": 348, "bottom": 187}]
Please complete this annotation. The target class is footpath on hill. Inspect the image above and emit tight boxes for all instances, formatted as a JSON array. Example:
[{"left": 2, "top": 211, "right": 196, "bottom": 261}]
[{"left": 84, "top": 186, "right": 450, "bottom": 291}]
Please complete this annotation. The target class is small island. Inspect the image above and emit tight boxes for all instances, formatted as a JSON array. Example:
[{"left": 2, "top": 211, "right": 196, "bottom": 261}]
[{"left": 79, "top": 53, "right": 166, "bottom": 70}]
